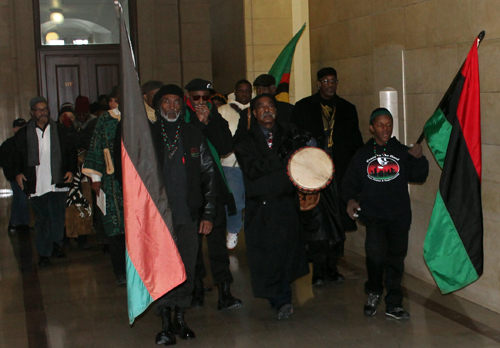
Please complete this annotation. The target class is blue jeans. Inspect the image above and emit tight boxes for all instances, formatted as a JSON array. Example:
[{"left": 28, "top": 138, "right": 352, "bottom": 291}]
[
  {"left": 222, "top": 166, "right": 245, "bottom": 234},
  {"left": 30, "top": 192, "right": 67, "bottom": 257},
  {"left": 9, "top": 181, "right": 30, "bottom": 226}
]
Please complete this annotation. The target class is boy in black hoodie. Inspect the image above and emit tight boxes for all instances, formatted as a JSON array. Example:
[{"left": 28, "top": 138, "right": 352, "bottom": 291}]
[{"left": 342, "top": 108, "right": 429, "bottom": 320}]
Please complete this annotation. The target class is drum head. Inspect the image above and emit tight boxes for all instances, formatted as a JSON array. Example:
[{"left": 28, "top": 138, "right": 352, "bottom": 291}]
[{"left": 288, "top": 147, "right": 334, "bottom": 192}]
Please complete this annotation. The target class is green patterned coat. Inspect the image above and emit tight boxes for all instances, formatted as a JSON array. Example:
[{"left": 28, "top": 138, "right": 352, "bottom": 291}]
[{"left": 83, "top": 111, "right": 124, "bottom": 237}]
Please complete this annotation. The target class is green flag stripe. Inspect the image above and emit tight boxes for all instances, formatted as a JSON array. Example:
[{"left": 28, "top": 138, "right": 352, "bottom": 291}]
[
  {"left": 423, "top": 191, "right": 479, "bottom": 294},
  {"left": 126, "top": 251, "right": 154, "bottom": 324},
  {"left": 423, "top": 108, "right": 452, "bottom": 169}
]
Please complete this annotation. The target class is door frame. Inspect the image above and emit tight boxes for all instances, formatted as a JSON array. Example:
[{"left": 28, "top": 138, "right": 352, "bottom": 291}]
[{"left": 32, "top": 0, "right": 138, "bottom": 95}]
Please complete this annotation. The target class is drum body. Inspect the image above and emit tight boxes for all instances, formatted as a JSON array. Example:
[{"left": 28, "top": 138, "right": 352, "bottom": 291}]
[{"left": 287, "top": 147, "right": 334, "bottom": 211}]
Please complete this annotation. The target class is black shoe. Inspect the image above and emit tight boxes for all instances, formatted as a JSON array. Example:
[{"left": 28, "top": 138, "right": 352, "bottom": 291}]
[
  {"left": 8, "top": 225, "right": 17, "bottom": 233},
  {"left": 155, "top": 307, "right": 176, "bottom": 345},
  {"left": 173, "top": 307, "right": 195, "bottom": 340},
  {"left": 364, "top": 293, "right": 380, "bottom": 316},
  {"left": 51, "top": 243, "right": 67, "bottom": 258},
  {"left": 38, "top": 256, "right": 50, "bottom": 267},
  {"left": 217, "top": 281, "right": 242, "bottom": 311},
  {"left": 386, "top": 307, "right": 410, "bottom": 320},
  {"left": 191, "top": 279, "right": 204, "bottom": 307},
  {"left": 277, "top": 303, "right": 294, "bottom": 320}
]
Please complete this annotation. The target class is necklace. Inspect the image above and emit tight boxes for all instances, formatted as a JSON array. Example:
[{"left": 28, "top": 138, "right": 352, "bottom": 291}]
[
  {"left": 373, "top": 140, "right": 388, "bottom": 157},
  {"left": 161, "top": 120, "right": 181, "bottom": 159}
]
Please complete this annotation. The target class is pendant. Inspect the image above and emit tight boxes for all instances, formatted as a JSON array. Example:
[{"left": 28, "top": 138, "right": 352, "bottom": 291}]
[{"left": 168, "top": 147, "right": 177, "bottom": 159}]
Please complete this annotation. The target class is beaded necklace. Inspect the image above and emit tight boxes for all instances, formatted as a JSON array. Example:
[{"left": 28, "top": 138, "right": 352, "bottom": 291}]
[
  {"left": 161, "top": 120, "right": 181, "bottom": 159},
  {"left": 373, "top": 140, "right": 388, "bottom": 157}
]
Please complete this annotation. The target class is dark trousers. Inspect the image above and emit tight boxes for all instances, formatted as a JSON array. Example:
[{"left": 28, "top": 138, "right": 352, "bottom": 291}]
[
  {"left": 268, "top": 282, "right": 292, "bottom": 308},
  {"left": 308, "top": 239, "right": 342, "bottom": 275},
  {"left": 107, "top": 234, "right": 126, "bottom": 277},
  {"left": 9, "top": 181, "right": 30, "bottom": 227},
  {"left": 30, "top": 191, "right": 67, "bottom": 257},
  {"left": 154, "top": 222, "right": 199, "bottom": 312},
  {"left": 364, "top": 218, "right": 409, "bottom": 310},
  {"left": 194, "top": 202, "right": 232, "bottom": 284}
]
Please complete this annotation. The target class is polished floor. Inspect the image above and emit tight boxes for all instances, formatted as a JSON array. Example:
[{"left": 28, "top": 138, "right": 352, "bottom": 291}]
[{"left": 2, "top": 196, "right": 500, "bottom": 348}]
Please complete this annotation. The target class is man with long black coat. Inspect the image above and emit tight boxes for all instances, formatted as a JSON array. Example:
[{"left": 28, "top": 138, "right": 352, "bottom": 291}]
[
  {"left": 150, "top": 84, "right": 217, "bottom": 345},
  {"left": 235, "top": 93, "right": 309, "bottom": 320},
  {"left": 183, "top": 78, "right": 242, "bottom": 311},
  {"left": 291, "top": 67, "right": 364, "bottom": 286}
]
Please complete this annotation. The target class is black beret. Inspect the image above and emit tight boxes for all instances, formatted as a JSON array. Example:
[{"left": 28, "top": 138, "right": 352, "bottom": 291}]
[
  {"left": 184, "top": 78, "right": 212, "bottom": 92},
  {"left": 253, "top": 74, "right": 276, "bottom": 87},
  {"left": 317, "top": 67, "right": 337, "bottom": 80},
  {"left": 153, "top": 84, "right": 185, "bottom": 108},
  {"left": 250, "top": 93, "right": 277, "bottom": 111},
  {"left": 12, "top": 118, "right": 27, "bottom": 128},
  {"left": 141, "top": 80, "right": 163, "bottom": 94}
]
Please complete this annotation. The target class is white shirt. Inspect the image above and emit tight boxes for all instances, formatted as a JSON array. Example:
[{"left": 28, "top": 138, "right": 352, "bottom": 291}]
[
  {"left": 218, "top": 100, "right": 250, "bottom": 167},
  {"left": 31, "top": 124, "right": 69, "bottom": 197}
]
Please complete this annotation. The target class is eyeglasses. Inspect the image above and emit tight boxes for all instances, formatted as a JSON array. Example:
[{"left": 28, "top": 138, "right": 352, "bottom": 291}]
[
  {"left": 32, "top": 107, "right": 49, "bottom": 113},
  {"left": 192, "top": 95, "right": 210, "bottom": 101},
  {"left": 320, "top": 78, "right": 338, "bottom": 85}
]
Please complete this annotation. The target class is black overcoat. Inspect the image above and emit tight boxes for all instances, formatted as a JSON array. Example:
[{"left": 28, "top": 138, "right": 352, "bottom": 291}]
[
  {"left": 234, "top": 121, "right": 309, "bottom": 298},
  {"left": 291, "top": 93, "right": 363, "bottom": 232}
]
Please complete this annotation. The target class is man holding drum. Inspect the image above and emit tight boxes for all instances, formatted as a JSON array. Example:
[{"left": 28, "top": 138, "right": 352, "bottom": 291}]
[
  {"left": 234, "top": 93, "right": 309, "bottom": 320},
  {"left": 291, "top": 67, "right": 364, "bottom": 286}
]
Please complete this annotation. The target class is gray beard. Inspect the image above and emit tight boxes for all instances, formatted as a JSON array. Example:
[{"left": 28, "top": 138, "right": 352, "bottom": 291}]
[{"left": 161, "top": 110, "right": 181, "bottom": 122}]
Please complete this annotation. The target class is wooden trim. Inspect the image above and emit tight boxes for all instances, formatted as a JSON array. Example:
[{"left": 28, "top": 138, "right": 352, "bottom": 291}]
[{"left": 33, "top": 0, "right": 140, "bottom": 94}]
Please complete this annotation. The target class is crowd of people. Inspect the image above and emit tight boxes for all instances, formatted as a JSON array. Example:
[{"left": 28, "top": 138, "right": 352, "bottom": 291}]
[{"left": 0, "top": 66, "right": 429, "bottom": 346}]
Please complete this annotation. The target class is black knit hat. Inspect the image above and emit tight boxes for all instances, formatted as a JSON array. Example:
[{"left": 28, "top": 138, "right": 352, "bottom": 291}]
[
  {"left": 29, "top": 96, "right": 47, "bottom": 110},
  {"left": 152, "top": 84, "right": 185, "bottom": 108},
  {"left": 317, "top": 67, "right": 337, "bottom": 80},
  {"left": 253, "top": 74, "right": 276, "bottom": 87},
  {"left": 184, "top": 78, "right": 212, "bottom": 92},
  {"left": 12, "top": 118, "right": 27, "bottom": 128},
  {"left": 250, "top": 93, "right": 277, "bottom": 111}
]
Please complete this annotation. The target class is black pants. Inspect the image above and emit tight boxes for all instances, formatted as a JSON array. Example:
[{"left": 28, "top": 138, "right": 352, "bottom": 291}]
[
  {"left": 30, "top": 191, "right": 67, "bottom": 257},
  {"left": 194, "top": 202, "right": 233, "bottom": 285},
  {"left": 154, "top": 222, "right": 199, "bottom": 312},
  {"left": 107, "top": 233, "right": 126, "bottom": 277},
  {"left": 268, "top": 282, "right": 292, "bottom": 308},
  {"left": 364, "top": 218, "right": 409, "bottom": 311}
]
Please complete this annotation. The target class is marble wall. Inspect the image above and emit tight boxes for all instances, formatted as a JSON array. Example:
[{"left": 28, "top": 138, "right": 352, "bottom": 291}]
[{"left": 309, "top": 0, "right": 500, "bottom": 312}]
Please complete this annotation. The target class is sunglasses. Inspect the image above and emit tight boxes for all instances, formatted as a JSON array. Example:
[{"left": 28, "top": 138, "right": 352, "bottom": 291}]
[{"left": 192, "top": 95, "right": 210, "bottom": 101}]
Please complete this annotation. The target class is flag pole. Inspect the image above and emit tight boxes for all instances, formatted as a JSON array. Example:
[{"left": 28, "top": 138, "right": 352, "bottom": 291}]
[{"left": 415, "top": 30, "right": 486, "bottom": 145}]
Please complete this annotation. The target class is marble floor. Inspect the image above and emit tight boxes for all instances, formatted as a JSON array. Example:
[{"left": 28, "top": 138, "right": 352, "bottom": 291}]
[{"left": 1, "top": 196, "right": 500, "bottom": 348}]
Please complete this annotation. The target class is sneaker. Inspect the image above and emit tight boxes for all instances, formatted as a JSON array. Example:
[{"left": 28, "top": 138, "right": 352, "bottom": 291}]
[
  {"left": 277, "top": 303, "right": 294, "bottom": 320},
  {"left": 385, "top": 307, "right": 410, "bottom": 320},
  {"left": 226, "top": 233, "right": 238, "bottom": 250},
  {"left": 363, "top": 293, "right": 380, "bottom": 316},
  {"left": 116, "top": 275, "right": 127, "bottom": 286}
]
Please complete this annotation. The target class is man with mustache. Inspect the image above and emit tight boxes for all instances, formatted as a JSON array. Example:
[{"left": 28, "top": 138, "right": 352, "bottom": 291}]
[
  {"left": 234, "top": 94, "right": 309, "bottom": 320},
  {"left": 13, "top": 97, "right": 77, "bottom": 266},
  {"left": 183, "top": 78, "right": 242, "bottom": 312},
  {"left": 150, "top": 84, "right": 217, "bottom": 345},
  {"left": 291, "top": 67, "right": 364, "bottom": 287}
]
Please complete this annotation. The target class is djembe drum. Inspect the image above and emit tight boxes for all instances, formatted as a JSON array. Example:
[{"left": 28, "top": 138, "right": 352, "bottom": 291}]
[{"left": 287, "top": 147, "right": 334, "bottom": 211}]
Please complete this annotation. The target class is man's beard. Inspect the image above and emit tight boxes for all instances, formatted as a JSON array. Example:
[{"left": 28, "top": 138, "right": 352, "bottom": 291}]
[
  {"left": 261, "top": 111, "right": 276, "bottom": 120},
  {"left": 161, "top": 109, "right": 181, "bottom": 122}
]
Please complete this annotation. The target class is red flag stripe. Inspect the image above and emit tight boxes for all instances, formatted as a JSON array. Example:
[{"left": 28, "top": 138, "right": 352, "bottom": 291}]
[
  {"left": 122, "top": 145, "right": 186, "bottom": 299},
  {"left": 279, "top": 73, "right": 291, "bottom": 84},
  {"left": 457, "top": 41, "right": 481, "bottom": 181}
]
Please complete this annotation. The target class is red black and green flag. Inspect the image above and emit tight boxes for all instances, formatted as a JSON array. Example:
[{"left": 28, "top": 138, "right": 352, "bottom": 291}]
[
  {"left": 116, "top": 3, "right": 186, "bottom": 324},
  {"left": 268, "top": 23, "right": 306, "bottom": 103},
  {"left": 423, "top": 36, "right": 483, "bottom": 294}
]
